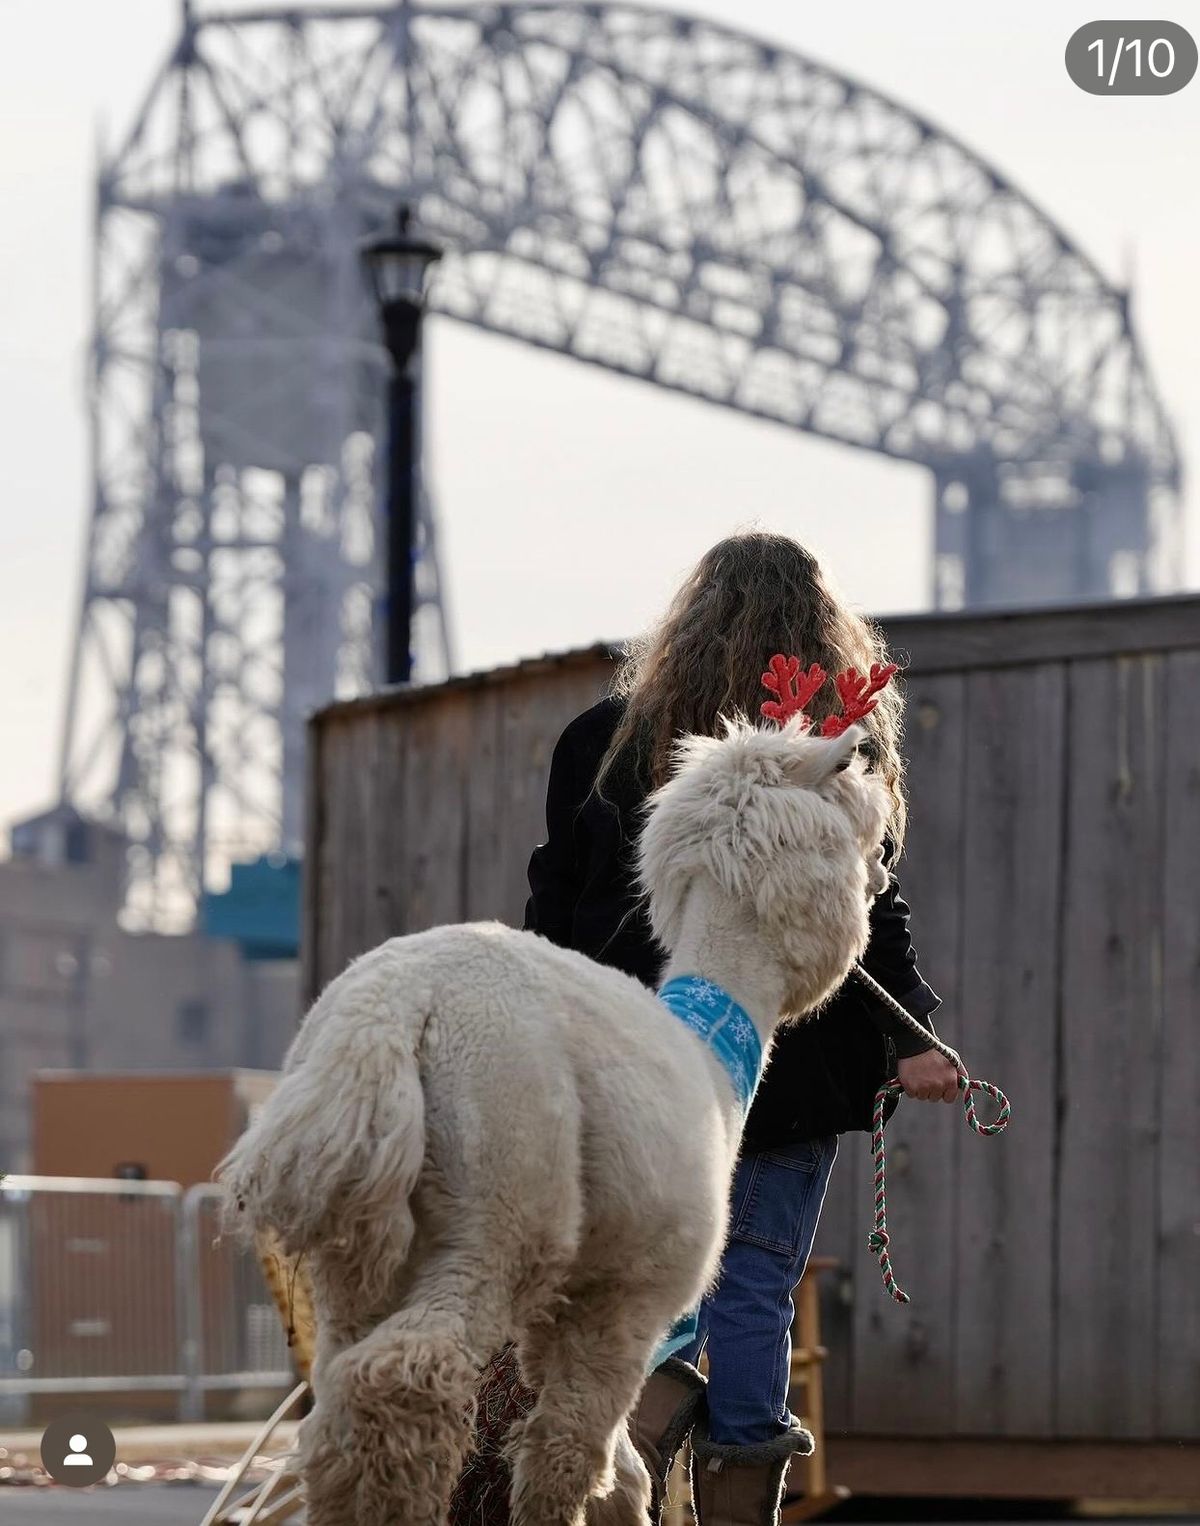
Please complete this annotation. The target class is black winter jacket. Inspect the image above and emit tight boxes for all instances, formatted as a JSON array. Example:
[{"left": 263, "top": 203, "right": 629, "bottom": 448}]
[{"left": 523, "top": 696, "right": 942, "bottom": 1145}]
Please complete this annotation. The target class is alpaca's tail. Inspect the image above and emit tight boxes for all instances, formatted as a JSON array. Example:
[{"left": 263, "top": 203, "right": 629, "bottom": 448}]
[{"left": 217, "top": 982, "right": 426, "bottom": 1301}]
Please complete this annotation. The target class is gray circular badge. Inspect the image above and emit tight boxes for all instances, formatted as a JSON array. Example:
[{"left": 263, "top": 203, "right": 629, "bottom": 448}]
[
  {"left": 40, "top": 1412, "right": 116, "bottom": 1487},
  {"left": 1066, "top": 21, "right": 1198, "bottom": 95}
]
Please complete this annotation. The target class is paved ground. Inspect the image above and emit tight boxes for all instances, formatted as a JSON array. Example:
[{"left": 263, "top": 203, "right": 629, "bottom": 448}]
[
  {"left": 0, "top": 1486, "right": 222, "bottom": 1522},
  {"left": 0, "top": 1416, "right": 299, "bottom": 1523},
  {"left": 0, "top": 1491, "right": 1197, "bottom": 1526},
  {"left": 0, "top": 1420, "right": 301, "bottom": 1465}
]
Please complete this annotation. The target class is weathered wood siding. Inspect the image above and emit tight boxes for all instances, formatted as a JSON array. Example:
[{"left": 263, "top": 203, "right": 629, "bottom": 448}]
[{"left": 305, "top": 597, "right": 1200, "bottom": 1444}]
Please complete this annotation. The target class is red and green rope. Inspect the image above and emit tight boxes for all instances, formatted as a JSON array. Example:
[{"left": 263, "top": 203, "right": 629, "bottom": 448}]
[{"left": 852, "top": 963, "right": 1011, "bottom": 1305}]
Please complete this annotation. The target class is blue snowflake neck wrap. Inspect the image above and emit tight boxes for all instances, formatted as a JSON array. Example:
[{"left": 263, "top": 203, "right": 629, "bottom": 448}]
[
  {"left": 656, "top": 975, "right": 765, "bottom": 1116},
  {"left": 647, "top": 975, "right": 766, "bottom": 1372}
]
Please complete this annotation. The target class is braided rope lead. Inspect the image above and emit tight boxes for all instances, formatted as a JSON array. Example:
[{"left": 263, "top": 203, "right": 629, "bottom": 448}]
[{"left": 852, "top": 963, "right": 1011, "bottom": 1304}]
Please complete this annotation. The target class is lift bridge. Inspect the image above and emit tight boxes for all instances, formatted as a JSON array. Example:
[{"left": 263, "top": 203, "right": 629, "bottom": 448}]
[{"left": 60, "top": 0, "right": 1182, "bottom": 926}]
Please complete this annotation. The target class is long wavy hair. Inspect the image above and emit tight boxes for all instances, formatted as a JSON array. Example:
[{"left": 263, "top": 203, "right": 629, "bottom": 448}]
[{"left": 595, "top": 532, "right": 908, "bottom": 854}]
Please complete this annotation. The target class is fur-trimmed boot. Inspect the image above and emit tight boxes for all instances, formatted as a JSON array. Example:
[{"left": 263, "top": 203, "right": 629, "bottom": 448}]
[
  {"left": 630, "top": 1356, "right": 707, "bottom": 1521},
  {"left": 689, "top": 1416, "right": 814, "bottom": 1526}
]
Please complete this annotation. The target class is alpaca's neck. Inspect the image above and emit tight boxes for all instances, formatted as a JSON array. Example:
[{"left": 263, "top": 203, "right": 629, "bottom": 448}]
[{"left": 658, "top": 881, "right": 789, "bottom": 1046}]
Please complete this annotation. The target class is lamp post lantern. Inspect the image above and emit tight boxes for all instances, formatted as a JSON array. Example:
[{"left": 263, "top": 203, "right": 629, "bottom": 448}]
[{"left": 360, "top": 204, "right": 442, "bottom": 685}]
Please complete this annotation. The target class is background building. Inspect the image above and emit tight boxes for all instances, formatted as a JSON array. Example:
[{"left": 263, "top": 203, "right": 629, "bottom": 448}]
[{"left": 0, "top": 809, "right": 297, "bottom": 1173}]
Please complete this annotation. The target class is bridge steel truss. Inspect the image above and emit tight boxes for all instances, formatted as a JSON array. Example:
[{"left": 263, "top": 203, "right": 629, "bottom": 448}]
[{"left": 63, "top": 0, "right": 1182, "bottom": 924}]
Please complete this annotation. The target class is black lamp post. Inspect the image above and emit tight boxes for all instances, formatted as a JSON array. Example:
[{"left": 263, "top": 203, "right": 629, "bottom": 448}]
[{"left": 360, "top": 205, "right": 442, "bottom": 685}]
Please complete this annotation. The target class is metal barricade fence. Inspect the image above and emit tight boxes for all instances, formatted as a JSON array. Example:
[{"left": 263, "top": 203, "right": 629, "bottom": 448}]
[
  {"left": 0, "top": 1176, "right": 294, "bottom": 1423},
  {"left": 180, "top": 1184, "right": 293, "bottom": 1421}
]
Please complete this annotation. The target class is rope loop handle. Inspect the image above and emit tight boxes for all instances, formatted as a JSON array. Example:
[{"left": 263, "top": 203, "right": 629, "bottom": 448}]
[
  {"left": 869, "top": 1079, "right": 910, "bottom": 1304},
  {"left": 853, "top": 963, "right": 1010, "bottom": 1304},
  {"left": 959, "top": 1073, "right": 1011, "bottom": 1136}
]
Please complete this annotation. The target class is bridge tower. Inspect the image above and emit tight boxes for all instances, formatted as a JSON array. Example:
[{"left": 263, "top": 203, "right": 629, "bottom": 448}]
[{"left": 60, "top": 1, "right": 1181, "bottom": 925}]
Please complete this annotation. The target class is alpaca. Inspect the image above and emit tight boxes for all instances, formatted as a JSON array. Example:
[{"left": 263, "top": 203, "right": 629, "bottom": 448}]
[{"left": 219, "top": 703, "right": 891, "bottom": 1526}]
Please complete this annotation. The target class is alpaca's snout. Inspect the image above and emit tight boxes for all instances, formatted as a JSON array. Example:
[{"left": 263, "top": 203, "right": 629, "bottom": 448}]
[{"left": 866, "top": 844, "right": 888, "bottom": 897}]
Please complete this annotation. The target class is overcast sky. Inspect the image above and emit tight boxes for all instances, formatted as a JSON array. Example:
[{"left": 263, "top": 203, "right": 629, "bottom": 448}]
[{"left": 1, "top": 0, "right": 1196, "bottom": 836}]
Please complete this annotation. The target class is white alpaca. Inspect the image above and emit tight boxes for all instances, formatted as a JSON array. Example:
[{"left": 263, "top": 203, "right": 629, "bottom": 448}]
[{"left": 219, "top": 710, "right": 891, "bottom": 1526}]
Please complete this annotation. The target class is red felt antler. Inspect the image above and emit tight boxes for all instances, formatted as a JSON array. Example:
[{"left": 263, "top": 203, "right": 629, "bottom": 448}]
[
  {"left": 820, "top": 662, "right": 898, "bottom": 737},
  {"left": 759, "top": 654, "right": 827, "bottom": 726}
]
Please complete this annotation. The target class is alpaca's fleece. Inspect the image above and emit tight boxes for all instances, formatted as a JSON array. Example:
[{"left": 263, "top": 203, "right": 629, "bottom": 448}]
[
  {"left": 217, "top": 709, "right": 891, "bottom": 1526},
  {"left": 637, "top": 715, "right": 891, "bottom": 1016}
]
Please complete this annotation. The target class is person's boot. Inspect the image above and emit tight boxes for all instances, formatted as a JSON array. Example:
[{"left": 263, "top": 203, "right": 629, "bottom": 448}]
[
  {"left": 689, "top": 1415, "right": 814, "bottom": 1526},
  {"left": 629, "top": 1356, "right": 707, "bottom": 1522}
]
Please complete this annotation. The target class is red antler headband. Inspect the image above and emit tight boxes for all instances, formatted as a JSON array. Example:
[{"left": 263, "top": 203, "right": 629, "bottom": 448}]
[
  {"left": 759, "top": 655, "right": 827, "bottom": 724},
  {"left": 760, "top": 654, "right": 897, "bottom": 736}
]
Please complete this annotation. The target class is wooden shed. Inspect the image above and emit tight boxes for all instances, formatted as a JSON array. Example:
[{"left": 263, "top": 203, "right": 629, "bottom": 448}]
[{"left": 303, "top": 594, "right": 1200, "bottom": 1498}]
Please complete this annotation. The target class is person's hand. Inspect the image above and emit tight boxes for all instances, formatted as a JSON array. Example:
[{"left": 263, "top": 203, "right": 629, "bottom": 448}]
[{"left": 896, "top": 1048, "right": 960, "bottom": 1102}]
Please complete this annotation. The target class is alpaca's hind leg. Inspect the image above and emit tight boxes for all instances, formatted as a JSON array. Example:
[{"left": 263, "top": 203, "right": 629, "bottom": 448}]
[
  {"left": 587, "top": 1425, "right": 653, "bottom": 1526},
  {"left": 508, "top": 1285, "right": 663, "bottom": 1526},
  {"left": 306, "top": 1235, "right": 390, "bottom": 1376},
  {"left": 303, "top": 1248, "right": 509, "bottom": 1526},
  {"left": 298, "top": 1237, "right": 399, "bottom": 1526}
]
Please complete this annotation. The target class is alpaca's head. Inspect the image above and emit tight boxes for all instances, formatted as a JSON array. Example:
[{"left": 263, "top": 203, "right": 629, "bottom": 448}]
[{"left": 636, "top": 713, "right": 892, "bottom": 1016}]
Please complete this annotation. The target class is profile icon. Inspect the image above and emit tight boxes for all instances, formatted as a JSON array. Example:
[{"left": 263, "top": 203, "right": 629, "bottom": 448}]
[
  {"left": 63, "top": 1433, "right": 93, "bottom": 1468},
  {"left": 40, "top": 1412, "right": 115, "bottom": 1487}
]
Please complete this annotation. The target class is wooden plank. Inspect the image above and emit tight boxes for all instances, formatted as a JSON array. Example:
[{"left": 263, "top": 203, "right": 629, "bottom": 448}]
[
  {"left": 396, "top": 694, "right": 471, "bottom": 933},
  {"left": 311, "top": 645, "right": 617, "bottom": 725},
  {"left": 347, "top": 709, "right": 381, "bottom": 973},
  {"left": 316, "top": 710, "right": 386, "bottom": 990},
  {"left": 887, "top": 594, "right": 1200, "bottom": 677},
  {"left": 824, "top": 1436, "right": 1200, "bottom": 1500},
  {"left": 311, "top": 714, "right": 346, "bottom": 998},
  {"left": 952, "top": 665, "right": 1064, "bottom": 1435},
  {"left": 1157, "top": 648, "right": 1200, "bottom": 1436},
  {"left": 364, "top": 703, "right": 405, "bottom": 946},
  {"left": 308, "top": 599, "right": 1200, "bottom": 735},
  {"left": 345, "top": 705, "right": 382, "bottom": 954},
  {"left": 498, "top": 673, "right": 562, "bottom": 929},
  {"left": 1056, "top": 655, "right": 1164, "bottom": 1437},
  {"left": 492, "top": 667, "right": 612, "bottom": 928},
  {"left": 300, "top": 713, "right": 324, "bottom": 1008},
  {"left": 811, "top": 1155, "right": 857, "bottom": 1432},
  {"left": 462, "top": 684, "right": 507, "bottom": 922},
  {"left": 849, "top": 672, "right": 965, "bottom": 1434}
]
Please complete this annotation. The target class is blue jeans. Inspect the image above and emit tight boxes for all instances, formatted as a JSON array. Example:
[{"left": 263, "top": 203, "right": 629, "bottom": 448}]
[{"left": 674, "top": 1135, "right": 838, "bottom": 1445}]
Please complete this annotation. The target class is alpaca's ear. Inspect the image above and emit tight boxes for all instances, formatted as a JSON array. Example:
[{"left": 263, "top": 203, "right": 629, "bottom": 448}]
[
  {"left": 779, "top": 723, "right": 864, "bottom": 788},
  {"left": 664, "top": 730, "right": 724, "bottom": 781},
  {"left": 816, "top": 724, "right": 864, "bottom": 781}
]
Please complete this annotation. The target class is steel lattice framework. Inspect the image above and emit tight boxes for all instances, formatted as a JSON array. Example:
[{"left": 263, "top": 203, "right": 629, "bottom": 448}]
[{"left": 63, "top": 0, "right": 1182, "bottom": 925}]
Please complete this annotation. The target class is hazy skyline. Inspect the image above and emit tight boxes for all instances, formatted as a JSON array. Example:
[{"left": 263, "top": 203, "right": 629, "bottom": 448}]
[{"left": 2, "top": 0, "right": 1197, "bottom": 840}]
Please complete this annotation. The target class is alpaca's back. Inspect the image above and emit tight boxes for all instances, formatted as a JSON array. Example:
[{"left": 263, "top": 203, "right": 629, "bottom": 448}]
[
  {"left": 389, "top": 921, "right": 730, "bottom": 1310},
  {"left": 232, "top": 918, "right": 729, "bottom": 1328}
]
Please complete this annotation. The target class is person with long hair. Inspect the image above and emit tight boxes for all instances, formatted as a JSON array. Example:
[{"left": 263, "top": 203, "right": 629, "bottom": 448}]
[{"left": 522, "top": 532, "right": 959, "bottom": 1525}]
